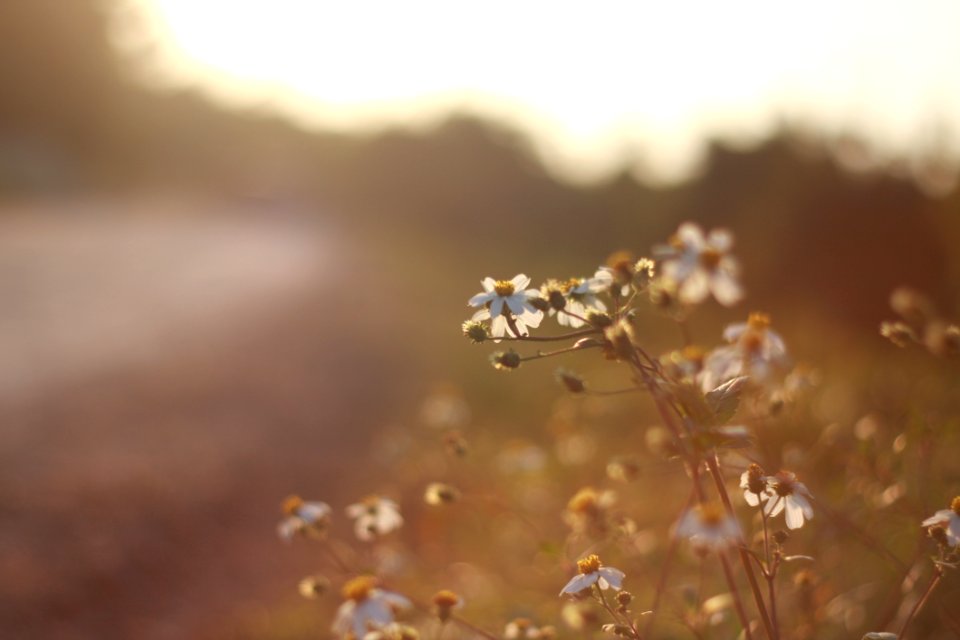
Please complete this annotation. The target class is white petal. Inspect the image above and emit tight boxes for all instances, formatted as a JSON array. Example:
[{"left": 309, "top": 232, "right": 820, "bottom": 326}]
[
  {"left": 471, "top": 308, "right": 490, "bottom": 321},
  {"left": 490, "top": 297, "right": 505, "bottom": 318},
  {"left": 511, "top": 274, "right": 531, "bottom": 290},
  {"left": 332, "top": 600, "right": 356, "bottom": 634},
  {"left": 490, "top": 315, "right": 509, "bottom": 339},
  {"left": 707, "top": 228, "right": 734, "bottom": 252},
  {"left": 922, "top": 509, "right": 952, "bottom": 528},
  {"left": 677, "top": 222, "right": 705, "bottom": 247},
  {"left": 598, "top": 567, "right": 625, "bottom": 590},
  {"left": 722, "top": 322, "right": 748, "bottom": 343},
  {"left": 710, "top": 272, "right": 743, "bottom": 307},
  {"left": 744, "top": 491, "right": 760, "bottom": 507},
  {"left": 519, "top": 308, "right": 543, "bottom": 328},
  {"left": 382, "top": 592, "right": 412, "bottom": 610},
  {"left": 785, "top": 499, "right": 806, "bottom": 529},
  {"left": 468, "top": 291, "right": 494, "bottom": 307},
  {"left": 299, "top": 502, "right": 331, "bottom": 522},
  {"left": 560, "top": 573, "right": 596, "bottom": 596},
  {"left": 764, "top": 496, "right": 785, "bottom": 518},
  {"left": 354, "top": 515, "right": 375, "bottom": 541},
  {"left": 679, "top": 269, "right": 710, "bottom": 304},
  {"left": 346, "top": 503, "right": 366, "bottom": 518},
  {"left": 277, "top": 518, "right": 301, "bottom": 541},
  {"left": 482, "top": 277, "right": 496, "bottom": 292}
]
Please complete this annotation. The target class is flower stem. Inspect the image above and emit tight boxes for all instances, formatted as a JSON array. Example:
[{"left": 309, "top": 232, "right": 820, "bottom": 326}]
[
  {"left": 896, "top": 566, "right": 943, "bottom": 639},
  {"left": 705, "top": 454, "right": 778, "bottom": 640}
]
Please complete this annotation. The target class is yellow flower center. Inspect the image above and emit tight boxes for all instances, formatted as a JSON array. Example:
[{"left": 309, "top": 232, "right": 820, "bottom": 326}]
[
  {"left": 699, "top": 503, "right": 726, "bottom": 526},
  {"left": 432, "top": 589, "right": 461, "bottom": 608},
  {"left": 951, "top": 496, "right": 960, "bottom": 516},
  {"left": 747, "top": 312, "right": 771, "bottom": 331},
  {"left": 699, "top": 247, "right": 722, "bottom": 270},
  {"left": 567, "top": 487, "right": 600, "bottom": 514},
  {"left": 342, "top": 575, "right": 378, "bottom": 601},
  {"left": 494, "top": 280, "right": 516, "bottom": 296},
  {"left": 281, "top": 494, "right": 304, "bottom": 516},
  {"left": 681, "top": 345, "right": 705, "bottom": 365},
  {"left": 577, "top": 554, "right": 602, "bottom": 574}
]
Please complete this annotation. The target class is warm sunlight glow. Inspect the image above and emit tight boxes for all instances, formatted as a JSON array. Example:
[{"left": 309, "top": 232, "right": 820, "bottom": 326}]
[{"left": 117, "top": 0, "right": 960, "bottom": 182}]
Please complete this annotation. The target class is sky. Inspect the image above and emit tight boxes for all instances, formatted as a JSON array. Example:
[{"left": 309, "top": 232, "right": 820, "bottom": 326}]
[{"left": 115, "top": 0, "right": 960, "bottom": 183}]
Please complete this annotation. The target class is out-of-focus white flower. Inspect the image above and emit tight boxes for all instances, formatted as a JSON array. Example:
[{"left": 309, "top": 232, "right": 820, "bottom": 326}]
[
  {"left": 700, "top": 312, "right": 789, "bottom": 392},
  {"left": 424, "top": 482, "right": 460, "bottom": 506},
  {"left": 277, "top": 495, "right": 332, "bottom": 541},
  {"left": 559, "top": 554, "right": 625, "bottom": 596},
  {"left": 347, "top": 496, "right": 403, "bottom": 541},
  {"left": 333, "top": 576, "right": 412, "bottom": 639},
  {"left": 739, "top": 464, "right": 773, "bottom": 507},
  {"left": 298, "top": 574, "right": 331, "bottom": 599},
  {"left": 921, "top": 496, "right": 960, "bottom": 547},
  {"left": 363, "top": 622, "right": 420, "bottom": 640},
  {"left": 764, "top": 471, "right": 814, "bottom": 530},
  {"left": 656, "top": 222, "right": 742, "bottom": 307},
  {"left": 543, "top": 270, "right": 613, "bottom": 328},
  {"left": 504, "top": 618, "right": 555, "bottom": 639},
  {"left": 468, "top": 274, "right": 543, "bottom": 340},
  {"left": 676, "top": 503, "right": 741, "bottom": 551}
]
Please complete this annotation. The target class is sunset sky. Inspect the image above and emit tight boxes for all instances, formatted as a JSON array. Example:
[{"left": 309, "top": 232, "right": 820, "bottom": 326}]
[{"left": 117, "top": 0, "right": 960, "bottom": 182}]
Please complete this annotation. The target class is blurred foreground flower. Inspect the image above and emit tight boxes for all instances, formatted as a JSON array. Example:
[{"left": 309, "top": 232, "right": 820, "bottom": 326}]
[
  {"left": 277, "top": 495, "right": 331, "bottom": 541},
  {"left": 676, "top": 503, "right": 741, "bottom": 551},
  {"left": 921, "top": 496, "right": 960, "bottom": 547},
  {"left": 431, "top": 589, "right": 463, "bottom": 622},
  {"left": 468, "top": 274, "right": 543, "bottom": 340},
  {"left": 333, "top": 576, "right": 412, "bottom": 639},
  {"left": 347, "top": 496, "right": 403, "bottom": 541},
  {"left": 559, "top": 554, "right": 625, "bottom": 596}
]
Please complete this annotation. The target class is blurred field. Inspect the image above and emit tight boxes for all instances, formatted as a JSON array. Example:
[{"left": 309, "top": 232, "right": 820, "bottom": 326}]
[{"left": 0, "top": 197, "right": 419, "bottom": 638}]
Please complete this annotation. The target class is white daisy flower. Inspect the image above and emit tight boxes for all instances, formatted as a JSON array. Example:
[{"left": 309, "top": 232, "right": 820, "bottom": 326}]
[
  {"left": 347, "top": 495, "right": 403, "bottom": 541},
  {"left": 763, "top": 471, "right": 814, "bottom": 530},
  {"left": 921, "top": 496, "right": 960, "bottom": 547},
  {"left": 656, "top": 222, "right": 743, "bottom": 307},
  {"left": 739, "top": 464, "right": 773, "bottom": 507},
  {"left": 542, "top": 270, "right": 613, "bottom": 328},
  {"left": 676, "top": 503, "right": 742, "bottom": 551},
  {"left": 504, "top": 618, "right": 554, "bottom": 639},
  {"left": 468, "top": 274, "right": 544, "bottom": 340},
  {"left": 559, "top": 554, "right": 625, "bottom": 596},
  {"left": 700, "top": 312, "right": 789, "bottom": 392},
  {"left": 277, "top": 495, "right": 331, "bottom": 541},
  {"left": 333, "top": 576, "right": 412, "bottom": 639}
]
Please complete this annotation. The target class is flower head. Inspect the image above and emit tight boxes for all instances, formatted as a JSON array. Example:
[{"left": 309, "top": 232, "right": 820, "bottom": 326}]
[
  {"left": 424, "top": 482, "right": 460, "bottom": 506},
  {"left": 676, "top": 503, "right": 741, "bottom": 551},
  {"left": 559, "top": 554, "right": 625, "bottom": 596},
  {"left": 763, "top": 471, "right": 814, "bottom": 530},
  {"left": 541, "top": 270, "right": 613, "bottom": 328},
  {"left": 277, "top": 495, "right": 332, "bottom": 541},
  {"left": 468, "top": 274, "right": 544, "bottom": 340},
  {"left": 347, "top": 496, "right": 403, "bottom": 541},
  {"left": 432, "top": 589, "right": 464, "bottom": 622},
  {"left": 504, "top": 618, "right": 555, "bottom": 640},
  {"left": 739, "top": 464, "right": 773, "bottom": 507},
  {"left": 333, "top": 576, "right": 412, "bottom": 639},
  {"left": 656, "top": 222, "right": 742, "bottom": 307},
  {"left": 921, "top": 496, "right": 960, "bottom": 547},
  {"left": 700, "top": 312, "right": 789, "bottom": 392}
]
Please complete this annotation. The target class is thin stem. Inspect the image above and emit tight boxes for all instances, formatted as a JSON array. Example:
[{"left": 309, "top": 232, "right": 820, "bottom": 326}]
[
  {"left": 706, "top": 454, "right": 777, "bottom": 640},
  {"left": 896, "top": 567, "right": 943, "bottom": 639},
  {"left": 518, "top": 343, "right": 599, "bottom": 362},
  {"left": 719, "top": 551, "right": 755, "bottom": 640},
  {"left": 597, "top": 585, "right": 643, "bottom": 640},
  {"left": 450, "top": 615, "right": 501, "bottom": 640},
  {"left": 494, "top": 328, "right": 599, "bottom": 342}
]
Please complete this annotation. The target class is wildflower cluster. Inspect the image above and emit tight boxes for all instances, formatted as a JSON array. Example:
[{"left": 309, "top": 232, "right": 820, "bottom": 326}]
[{"left": 269, "top": 221, "right": 958, "bottom": 640}]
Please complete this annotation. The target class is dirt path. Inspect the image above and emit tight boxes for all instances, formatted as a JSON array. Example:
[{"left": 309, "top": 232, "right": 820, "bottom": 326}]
[{"left": 0, "top": 197, "right": 410, "bottom": 639}]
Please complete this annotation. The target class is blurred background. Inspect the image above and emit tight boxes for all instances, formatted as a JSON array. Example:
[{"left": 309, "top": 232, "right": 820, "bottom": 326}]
[{"left": 2, "top": 1, "right": 960, "bottom": 638}]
